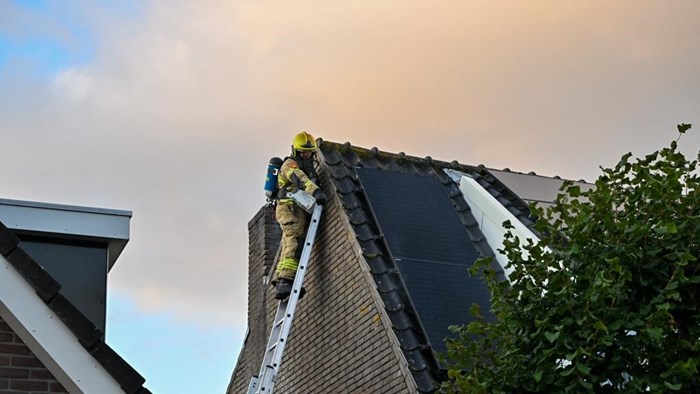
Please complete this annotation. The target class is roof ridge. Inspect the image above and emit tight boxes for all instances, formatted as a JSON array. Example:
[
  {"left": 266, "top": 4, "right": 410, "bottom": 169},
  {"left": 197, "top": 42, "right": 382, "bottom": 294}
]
[
  {"left": 318, "top": 139, "right": 482, "bottom": 172},
  {"left": 318, "top": 139, "right": 591, "bottom": 184}
]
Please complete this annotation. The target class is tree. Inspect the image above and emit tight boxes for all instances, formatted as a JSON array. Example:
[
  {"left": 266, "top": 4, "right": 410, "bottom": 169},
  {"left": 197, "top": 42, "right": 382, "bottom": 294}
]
[{"left": 442, "top": 125, "right": 699, "bottom": 393}]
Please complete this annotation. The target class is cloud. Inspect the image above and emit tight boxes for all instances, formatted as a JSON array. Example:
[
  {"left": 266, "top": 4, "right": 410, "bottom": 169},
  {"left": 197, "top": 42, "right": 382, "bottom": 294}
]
[
  {"left": 1, "top": 0, "right": 699, "bottom": 330},
  {"left": 52, "top": 67, "right": 95, "bottom": 102}
]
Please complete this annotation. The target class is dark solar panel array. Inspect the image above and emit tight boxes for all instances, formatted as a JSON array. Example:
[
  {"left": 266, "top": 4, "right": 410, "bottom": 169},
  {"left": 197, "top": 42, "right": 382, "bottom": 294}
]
[{"left": 356, "top": 167, "right": 493, "bottom": 355}]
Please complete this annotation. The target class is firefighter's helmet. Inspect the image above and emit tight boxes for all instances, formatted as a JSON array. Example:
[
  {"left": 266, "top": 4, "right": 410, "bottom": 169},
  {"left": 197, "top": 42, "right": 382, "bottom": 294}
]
[{"left": 292, "top": 131, "right": 317, "bottom": 154}]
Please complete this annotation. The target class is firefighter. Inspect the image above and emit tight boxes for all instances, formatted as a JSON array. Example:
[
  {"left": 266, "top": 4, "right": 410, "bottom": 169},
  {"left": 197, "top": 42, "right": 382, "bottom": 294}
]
[{"left": 272, "top": 131, "right": 328, "bottom": 300}]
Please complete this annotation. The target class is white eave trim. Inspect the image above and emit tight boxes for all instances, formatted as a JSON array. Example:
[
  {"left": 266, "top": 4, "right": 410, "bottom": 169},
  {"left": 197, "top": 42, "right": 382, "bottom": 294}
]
[
  {"left": 0, "top": 254, "right": 125, "bottom": 394},
  {"left": 0, "top": 198, "right": 131, "bottom": 270},
  {"left": 444, "top": 169, "right": 541, "bottom": 281}
]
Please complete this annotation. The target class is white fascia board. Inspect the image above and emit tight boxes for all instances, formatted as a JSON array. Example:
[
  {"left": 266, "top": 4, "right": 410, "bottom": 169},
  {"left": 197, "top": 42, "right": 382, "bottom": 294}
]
[
  {"left": 444, "top": 169, "right": 541, "bottom": 281},
  {"left": 0, "top": 199, "right": 131, "bottom": 270},
  {"left": 0, "top": 255, "right": 125, "bottom": 394},
  {"left": 0, "top": 198, "right": 130, "bottom": 240}
]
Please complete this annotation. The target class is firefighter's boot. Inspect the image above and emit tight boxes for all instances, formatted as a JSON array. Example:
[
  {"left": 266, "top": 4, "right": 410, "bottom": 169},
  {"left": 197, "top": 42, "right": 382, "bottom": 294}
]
[{"left": 275, "top": 278, "right": 293, "bottom": 300}]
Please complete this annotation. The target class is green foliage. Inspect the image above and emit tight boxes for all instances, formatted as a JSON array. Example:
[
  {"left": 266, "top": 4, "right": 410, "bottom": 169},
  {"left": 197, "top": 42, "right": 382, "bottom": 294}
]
[{"left": 441, "top": 125, "right": 700, "bottom": 393}]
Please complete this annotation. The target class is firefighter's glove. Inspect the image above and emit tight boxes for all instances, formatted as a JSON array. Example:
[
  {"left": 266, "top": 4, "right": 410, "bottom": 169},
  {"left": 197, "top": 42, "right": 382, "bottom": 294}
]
[{"left": 313, "top": 190, "right": 328, "bottom": 206}]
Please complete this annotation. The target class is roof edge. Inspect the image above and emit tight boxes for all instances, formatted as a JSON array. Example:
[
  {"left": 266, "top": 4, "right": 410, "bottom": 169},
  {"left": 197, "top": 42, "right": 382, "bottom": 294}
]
[{"left": 0, "top": 198, "right": 132, "bottom": 217}]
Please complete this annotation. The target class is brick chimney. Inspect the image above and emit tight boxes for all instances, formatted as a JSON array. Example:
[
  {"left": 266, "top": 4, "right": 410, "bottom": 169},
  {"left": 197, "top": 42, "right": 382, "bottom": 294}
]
[{"left": 228, "top": 205, "right": 281, "bottom": 391}]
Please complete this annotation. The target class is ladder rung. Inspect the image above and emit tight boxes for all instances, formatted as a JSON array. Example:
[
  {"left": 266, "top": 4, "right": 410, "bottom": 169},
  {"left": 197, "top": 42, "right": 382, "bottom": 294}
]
[{"left": 274, "top": 318, "right": 284, "bottom": 327}]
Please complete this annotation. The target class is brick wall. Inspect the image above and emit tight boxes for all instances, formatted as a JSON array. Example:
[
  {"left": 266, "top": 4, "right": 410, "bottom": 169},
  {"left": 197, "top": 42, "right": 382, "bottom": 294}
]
[
  {"left": 0, "top": 317, "right": 67, "bottom": 394},
  {"left": 226, "top": 205, "right": 282, "bottom": 393},
  {"left": 228, "top": 163, "right": 416, "bottom": 393}
]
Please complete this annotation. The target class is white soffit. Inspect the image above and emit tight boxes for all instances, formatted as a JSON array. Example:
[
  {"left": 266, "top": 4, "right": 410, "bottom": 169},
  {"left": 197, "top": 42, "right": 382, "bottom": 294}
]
[
  {"left": 444, "top": 169, "right": 541, "bottom": 280},
  {"left": 0, "top": 254, "right": 124, "bottom": 394}
]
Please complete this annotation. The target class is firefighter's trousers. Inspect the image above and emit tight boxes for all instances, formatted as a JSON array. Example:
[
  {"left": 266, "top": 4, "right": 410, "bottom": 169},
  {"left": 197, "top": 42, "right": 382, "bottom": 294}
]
[{"left": 273, "top": 203, "right": 309, "bottom": 283}]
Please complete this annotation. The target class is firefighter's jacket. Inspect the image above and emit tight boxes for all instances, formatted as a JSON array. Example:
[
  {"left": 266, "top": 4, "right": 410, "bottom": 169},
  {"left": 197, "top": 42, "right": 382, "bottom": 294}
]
[{"left": 277, "top": 157, "right": 320, "bottom": 204}]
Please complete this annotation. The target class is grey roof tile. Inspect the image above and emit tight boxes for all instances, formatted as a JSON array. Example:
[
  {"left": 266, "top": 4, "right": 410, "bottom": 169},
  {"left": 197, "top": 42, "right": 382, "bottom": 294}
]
[
  {"left": 334, "top": 177, "right": 357, "bottom": 195},
  {"left": 403, "top": 349, "right": 430, "bottom": 371},
  {"left": 353, "top": 223, "right": 376, "bottom": 242},
  {"left": 387, "top": 310, "right": 415, "bottom": 331},
  {"left": 326, "top": 162, "right": 354, "bottom": 180},
  {"left": 365, "top": 255, "right": 391, "bottom": 275},
  {"left": 375, "top": 273, "right": 400, "bottom": 293},
  {"left": 0, "top": 222, "right": 19, "bottom": 255},
  {"left": 412, "top": 369, "right": 440, "bottom": 393},
  {"left": 398, "top": 329, "right": 422, "bottom": 351},
  {"left": 49, "top": 293, "right": 102, "bottom": 349},
  {"left": 358, "top": 239, "right": 382, "bottom": 258},
  {"left": 382, "top": 290, "right": 405, "bottom": 312},
  {"left": 347, "top": 209, "right": 371, "bottom": 226},
  {"left": 6, "top": 248, "right": 61, "bottom": 302},
  {"left": 339, "top": 193, "right": 363, "bottom": 210}
]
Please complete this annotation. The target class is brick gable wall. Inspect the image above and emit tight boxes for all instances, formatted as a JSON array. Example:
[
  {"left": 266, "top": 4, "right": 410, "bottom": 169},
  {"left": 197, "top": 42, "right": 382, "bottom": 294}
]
[
  {"left": 228, "top": 164, "right": 417, "bottom": 393},
  {"left": 227, "top": 205, "right": 282, "bottom": 392},
  {"left": 0, "top": 317, "right": 67, "bottom": 394}
]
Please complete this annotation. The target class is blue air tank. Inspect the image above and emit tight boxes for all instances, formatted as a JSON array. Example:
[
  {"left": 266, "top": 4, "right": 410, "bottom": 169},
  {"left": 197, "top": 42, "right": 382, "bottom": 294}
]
[{"left": 264, "top": 157, "right": 284, "bottom": 199}]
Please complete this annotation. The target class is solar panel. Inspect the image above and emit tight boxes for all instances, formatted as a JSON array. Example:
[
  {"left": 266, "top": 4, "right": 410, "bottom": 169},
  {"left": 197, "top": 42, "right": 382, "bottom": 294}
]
[{"left": 356, "top": 167, "right": 493, "bottom": 356}]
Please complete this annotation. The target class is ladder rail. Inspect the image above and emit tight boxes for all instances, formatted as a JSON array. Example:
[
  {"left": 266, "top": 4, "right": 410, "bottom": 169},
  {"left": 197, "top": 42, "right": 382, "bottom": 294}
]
[{"left": 248, "top": 204, "right": 323, "bottom": 394}]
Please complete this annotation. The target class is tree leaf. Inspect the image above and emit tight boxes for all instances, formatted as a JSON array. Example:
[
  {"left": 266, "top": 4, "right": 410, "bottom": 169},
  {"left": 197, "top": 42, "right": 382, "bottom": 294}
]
[
  {"left": 645, "top": 327, "right": 663, "bottom": 342},
  {"left": 677, "top": 123, "right": 692, "bottom": 134},
  {"left": 569, "top": 185, "right": 581, "bottom": 197},
  {"left": 576, "top": 363, "right": 591, "bottom": 375},
  {"left": 593, "top": 321, "right": 608, "bottom": 334},
  {"left": 654, "top": 223, "right": 678, "bottom": 234},
  {"left": 533, "top": 370, "right": 543, "bottom": 383},
  {"left": 545, "top": 331, "right": 560, "bottom": 343}
]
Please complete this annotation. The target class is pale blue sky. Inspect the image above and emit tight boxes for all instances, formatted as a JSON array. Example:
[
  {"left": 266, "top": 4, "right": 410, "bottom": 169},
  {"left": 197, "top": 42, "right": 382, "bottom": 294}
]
[
  {"left": 1, "top": 1, "right": 699, "bottom": 393},
  {"left": 0, "top": 1, "right": 93, "bottom": 72},
  {"left": 106, "top": 297, "right": 241, "bottom": 393}
]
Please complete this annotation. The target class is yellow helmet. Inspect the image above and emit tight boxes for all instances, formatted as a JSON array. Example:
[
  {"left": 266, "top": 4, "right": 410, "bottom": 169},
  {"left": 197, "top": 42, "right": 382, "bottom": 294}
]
[{"left": 292, "top": 131, "right": 317, "bottom": 153}]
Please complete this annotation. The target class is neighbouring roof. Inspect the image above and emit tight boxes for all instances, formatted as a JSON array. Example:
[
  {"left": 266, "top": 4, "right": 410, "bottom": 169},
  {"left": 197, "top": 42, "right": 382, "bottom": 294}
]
[
  {"left": 489, "top": 169, "right": 594, "bottom": 210},
  {"left": 318, "top": 140, "right": 535, "bottom": 392},
  {"left": 0, "top": 219, "right": 150, "bottom": 394},
  {"left": 0, "top": 198, "right": 131, "bottom": 270}
]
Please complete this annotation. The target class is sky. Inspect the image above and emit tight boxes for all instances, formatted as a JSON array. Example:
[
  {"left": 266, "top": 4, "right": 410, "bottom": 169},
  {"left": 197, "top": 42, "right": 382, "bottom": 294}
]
[{"left": 1, "top": 1, "right": 699, "bottom": 393}]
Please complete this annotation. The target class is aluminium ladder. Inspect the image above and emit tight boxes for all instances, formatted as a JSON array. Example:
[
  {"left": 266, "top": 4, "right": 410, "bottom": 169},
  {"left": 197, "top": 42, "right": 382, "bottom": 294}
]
[{"left": 247, "top": 204, "right": 323, "bottom": 394}]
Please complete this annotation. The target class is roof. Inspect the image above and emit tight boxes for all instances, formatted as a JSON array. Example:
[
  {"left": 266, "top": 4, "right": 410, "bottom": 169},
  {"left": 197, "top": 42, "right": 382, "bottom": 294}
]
[
  {"left": 0, "top": 198, "right": 131, "bottom": 270},
  {"left": 489, "top": 169, "right": 594, "bottom": 210},
  {"left": 318, "top": 140, "right": 536, "bottom": 392},
  {"left": 0, "top": 219, "right": 150, "bottom": 394}
]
